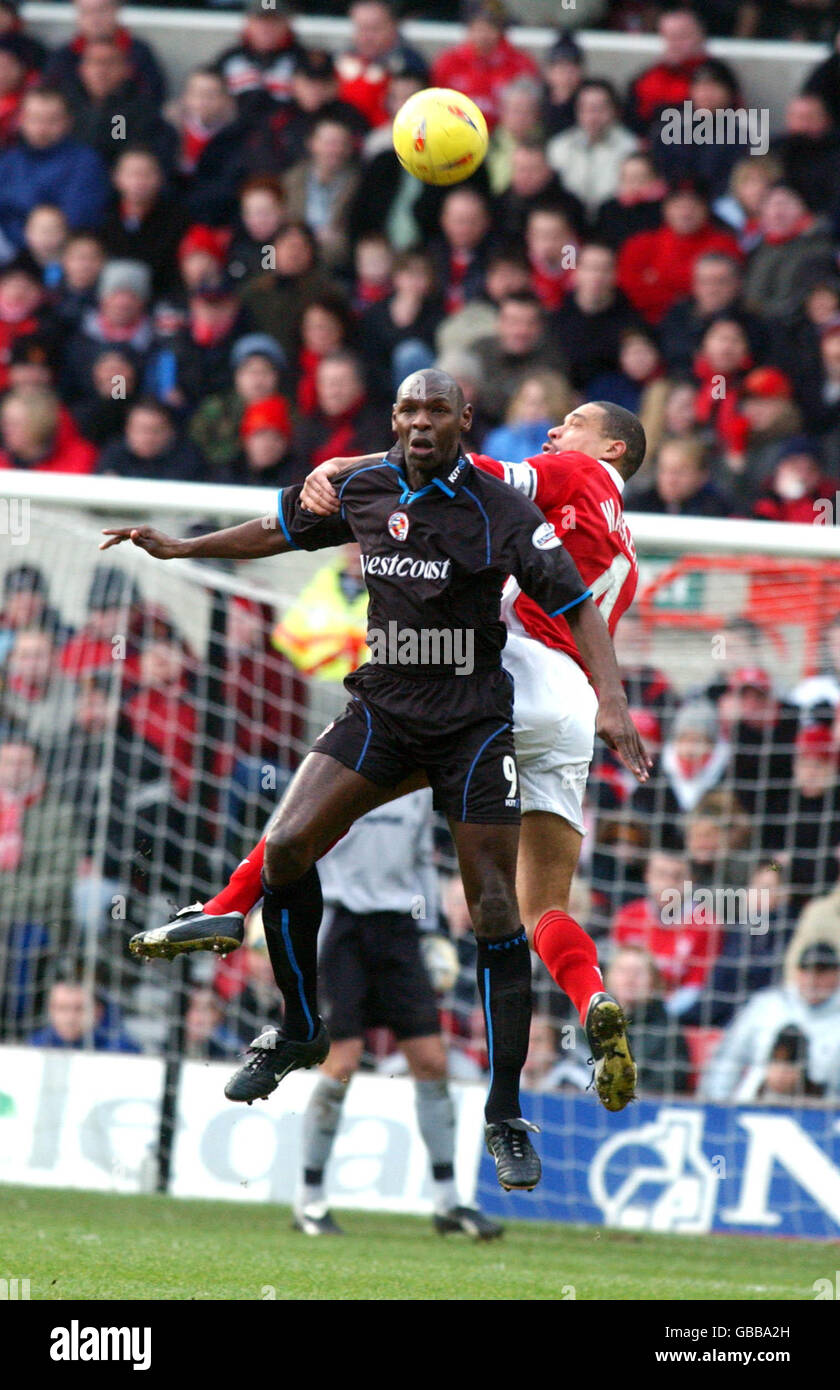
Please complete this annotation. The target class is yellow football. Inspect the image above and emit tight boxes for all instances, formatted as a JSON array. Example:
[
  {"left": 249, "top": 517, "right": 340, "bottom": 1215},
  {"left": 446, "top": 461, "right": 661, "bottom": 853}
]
[{"left": 392, "top": 87, "right": 489, "bottom": 186}]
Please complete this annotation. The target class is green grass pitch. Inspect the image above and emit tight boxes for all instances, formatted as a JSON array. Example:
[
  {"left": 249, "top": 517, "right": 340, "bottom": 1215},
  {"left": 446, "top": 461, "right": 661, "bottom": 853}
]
[{"left": 1, "top": 1184, "right": 833, "bottom": 1301}]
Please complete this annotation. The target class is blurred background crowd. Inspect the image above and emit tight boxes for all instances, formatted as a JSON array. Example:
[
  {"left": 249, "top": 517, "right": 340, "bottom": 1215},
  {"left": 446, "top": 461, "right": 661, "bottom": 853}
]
[{"left": 3, "top": 0, "right": 840, "bottom": 1108}]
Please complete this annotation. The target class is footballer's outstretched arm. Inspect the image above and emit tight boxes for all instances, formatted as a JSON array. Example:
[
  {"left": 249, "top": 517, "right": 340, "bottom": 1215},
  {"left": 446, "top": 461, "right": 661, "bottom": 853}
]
[
  {"left": 100, "top": 515, "right": 292, "bottom": 560},
  {"left": 565, "top": 596, "right": 651, "bottom": 782}
]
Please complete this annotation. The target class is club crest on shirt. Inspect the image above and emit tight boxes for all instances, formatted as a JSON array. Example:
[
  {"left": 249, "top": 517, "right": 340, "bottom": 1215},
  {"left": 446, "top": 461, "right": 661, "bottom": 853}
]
[
  {"left": 388, "top": 510, "right": 410, "bottom": 542},
  {"left": 531, "top": 520, "right": 562, "bottom": 550}
]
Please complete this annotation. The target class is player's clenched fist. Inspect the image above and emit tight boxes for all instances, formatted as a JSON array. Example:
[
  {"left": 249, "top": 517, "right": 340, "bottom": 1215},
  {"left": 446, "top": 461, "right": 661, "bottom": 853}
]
[{"left": 99, "top": 525, "right": 184, "bottom": 559}]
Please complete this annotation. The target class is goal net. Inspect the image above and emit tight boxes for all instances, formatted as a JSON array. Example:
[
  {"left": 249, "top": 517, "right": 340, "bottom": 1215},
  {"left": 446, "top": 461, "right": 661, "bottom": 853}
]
[{"left": 2, "top": 477, "right": 839, "bottom": 1236}]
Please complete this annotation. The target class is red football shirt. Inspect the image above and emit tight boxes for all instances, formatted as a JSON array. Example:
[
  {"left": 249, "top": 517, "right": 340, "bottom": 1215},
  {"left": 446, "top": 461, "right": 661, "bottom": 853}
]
[
  {"left": 469, "top": 449, "right": 639, "bottom": 678},
  {"left": 611, "top": 897, "right": 722, "bottom": 993}
]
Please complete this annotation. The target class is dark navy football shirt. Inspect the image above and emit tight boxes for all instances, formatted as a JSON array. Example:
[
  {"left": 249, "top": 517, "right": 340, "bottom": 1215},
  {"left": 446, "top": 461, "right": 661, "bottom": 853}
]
[{"left": 278, "top": 446, "right": 591, "bottom": 675}]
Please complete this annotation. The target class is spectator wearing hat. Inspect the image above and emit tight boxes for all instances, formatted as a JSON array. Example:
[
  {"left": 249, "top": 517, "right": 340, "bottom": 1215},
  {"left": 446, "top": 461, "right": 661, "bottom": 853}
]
[
  {"left": 431, "top": 0, "right": 538, "bottom": 132},
  {"left": 241, "top": 221, "right": 335, "bottom": 361},
  {"left": 189, "top": 332, "right": 287, "bottom": 477},
  {"left": 227, "top": 176, "right": 288, "bottom": 284},
  {"left": 168, "top": 67, "right": 254, "bottom": 227},
  {"left": 229, "top": 393, "right": 299, "bottom": 488},
  {"left": 281, "top": 116, "right": 361, "bottom": 270},
  {"left": 0, "top": 564, "right": 69, "bottom": 664},
  {"left": 247, "top": 48, "right": 370, "bottom": 175},
  {"left": 0, "top": 33, "right": 40, "bottom": 150},
  {"left": 625, "top": 7, "right": 709, "bottom": 133},
  {"left": 0, "top": 384, "right": 97, "bottom": 474},
  {"left": 632, "top": 436, "right": 733, "bottom": 518},
  {"left": 61, "top": 257, "right": 154, "bottom": 402},
  {"left": 337, "top": 0, "right": 428, "bottom": 130},
  {"left": 658, "top": 252, "right": 758, "bottom": 377},
  {"left": 44, "top": 0, "right": 165, "bottom": 108},
  {"left": 742, "top": 185, "right": 836, "bottom": 323},
  {"left": 592, "top": 150, "right": 667, "bottom": 250},
  {"left": 0, "top": 86, "right": 109, "bottom": 254},
  {"left": 636, "top": 697, "right": 733, "bottom": 824},
  {"left": 720, "top": 365, "right": 802, "bottom": 507},
  {"left": 100, "top": 149, "right": 189, "bottom": 297},
  {"left": 701, "top": 940, "right": 840, "bottom": 1102},
  {"left": 212, "top": 0, "right": 307, "bottom": 122},
  {"left": 146, "top": 275, "right": 253, "bottom": 411},
  {"left": 71, "top": 343, "right": 140, "bottom": 447},
  {"left": 176, "top": 224, "right": 231, "bottom": 299},
  {"left": 68, "top": 35, "right": 176, "bottom": 170},
  {"left": 717, "top": 665, "right": 800, "bottom": 834},
  {"left": 790, "top": 612, "right": 840, "bottom": 716},
  {"left": 785, "top": 879, "right": 840, "bottom": 987},
  {"left": 772, "top": 93, "right": 840, "bottom": 218},
  {"left": 751, "top": 438, "right": 837, "bottom": 524},
  {"left": 542, "top": 32, "right": 584, "bottom": 139},
  {"left": 547, "top": 79, "right": 639, "bottom": 220},
  {"left": 58, "top": 563, "right": 142, "bottom": 682},
  {"left": 291, "top": 349, "right": 386, "bottom": 472},
  {"left": 649, "top": 58, "right": 745, "bottom": 202},
  {"left": 96, "top": 396, "right": 205, "bottom": 481},
  {"left": 0, "top": 259, "right": 59, "bottom": 390},
  {"left": 618, "top": 180, "right": 742, "bottom": 326}
]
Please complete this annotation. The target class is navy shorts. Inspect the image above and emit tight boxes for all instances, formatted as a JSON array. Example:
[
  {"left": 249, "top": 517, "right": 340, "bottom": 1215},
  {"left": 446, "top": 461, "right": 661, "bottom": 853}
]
[
  {"left": 311, "top": 664, "right": 521, "bottom": 825},
  {"left": 320, "top": 907, "right": 440, "bottom": 1041}
]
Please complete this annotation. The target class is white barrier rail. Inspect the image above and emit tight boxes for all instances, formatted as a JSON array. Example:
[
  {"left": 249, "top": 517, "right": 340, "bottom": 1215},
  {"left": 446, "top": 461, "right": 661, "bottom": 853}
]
[
  {"left": 3, "top": 468, "right": 840, "bottom": 558},
  {"left": 20, "top": 3, "right": 826, "bottom": 120}
]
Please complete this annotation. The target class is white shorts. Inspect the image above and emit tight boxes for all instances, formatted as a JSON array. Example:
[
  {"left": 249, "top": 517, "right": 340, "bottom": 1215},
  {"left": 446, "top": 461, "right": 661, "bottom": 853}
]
[{"left": 501, "top": 632, "right": 598, "bottom": 835}]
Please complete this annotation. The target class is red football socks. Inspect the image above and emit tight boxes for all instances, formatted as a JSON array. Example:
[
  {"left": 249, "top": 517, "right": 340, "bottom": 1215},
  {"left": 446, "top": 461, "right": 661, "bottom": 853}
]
[
  {"left": 533, "top": 909, "right": 604, "bottom": 1025},
  {"left": 202, "top": 836, "right": 266, "bottom": 917}
]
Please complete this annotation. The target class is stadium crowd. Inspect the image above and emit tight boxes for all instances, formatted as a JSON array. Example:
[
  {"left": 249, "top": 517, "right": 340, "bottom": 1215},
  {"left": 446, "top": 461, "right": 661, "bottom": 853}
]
[{"left": 2, "top": 0, "right": 840, "bottom": 1103}]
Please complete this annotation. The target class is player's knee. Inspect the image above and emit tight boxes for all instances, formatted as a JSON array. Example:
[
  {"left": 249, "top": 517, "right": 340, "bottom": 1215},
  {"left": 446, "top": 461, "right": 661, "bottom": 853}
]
[
  {"left": 264, "top": 821, "right": 315, "bottom": 885},
  {"left": 471, "top": 882, "right": 519, "bottom": 940}
]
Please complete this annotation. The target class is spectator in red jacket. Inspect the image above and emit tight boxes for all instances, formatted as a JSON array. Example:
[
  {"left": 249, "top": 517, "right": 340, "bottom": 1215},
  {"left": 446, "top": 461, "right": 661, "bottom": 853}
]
[
  {"left": 692, "top": 315, "right": 752, "bottom": 458},
  {"left": 431, "top": 0, "right": 539, "bottom": 132},
  {"left": 126, "top": 628, "right": 198, "bottom": 802},
  {"left": 336, "top": 0, "right": 427, "bottom": 130},
  {"left": 625, "top": 7, "right": 708, "bottom": 132},
  {"left": 617, "top": 180, "right": 741, "bottom": 325},
  {"left": 611, "top": 847, "right": 723, "bottom": 1016},
  {"left": 0, "top": 385, "right": 97, "bottom": 474},
  {"left": 752, "top": 438, "right": 838, "bottom": 524}
]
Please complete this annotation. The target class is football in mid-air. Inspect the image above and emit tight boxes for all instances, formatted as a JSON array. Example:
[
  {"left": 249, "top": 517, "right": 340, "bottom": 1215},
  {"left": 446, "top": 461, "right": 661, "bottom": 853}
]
[{"left": 392, "top": 87, "right": 489, "bottom": 186}]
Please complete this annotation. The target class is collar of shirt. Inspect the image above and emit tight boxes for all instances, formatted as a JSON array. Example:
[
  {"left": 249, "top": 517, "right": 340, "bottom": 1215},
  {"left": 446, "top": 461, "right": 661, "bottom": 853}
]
[
  {"left": 385, "top": 445, "right": 474, "bottom": 503},
  {"left": 598, "top": 457, "right": 624, "bottom": 493}
]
